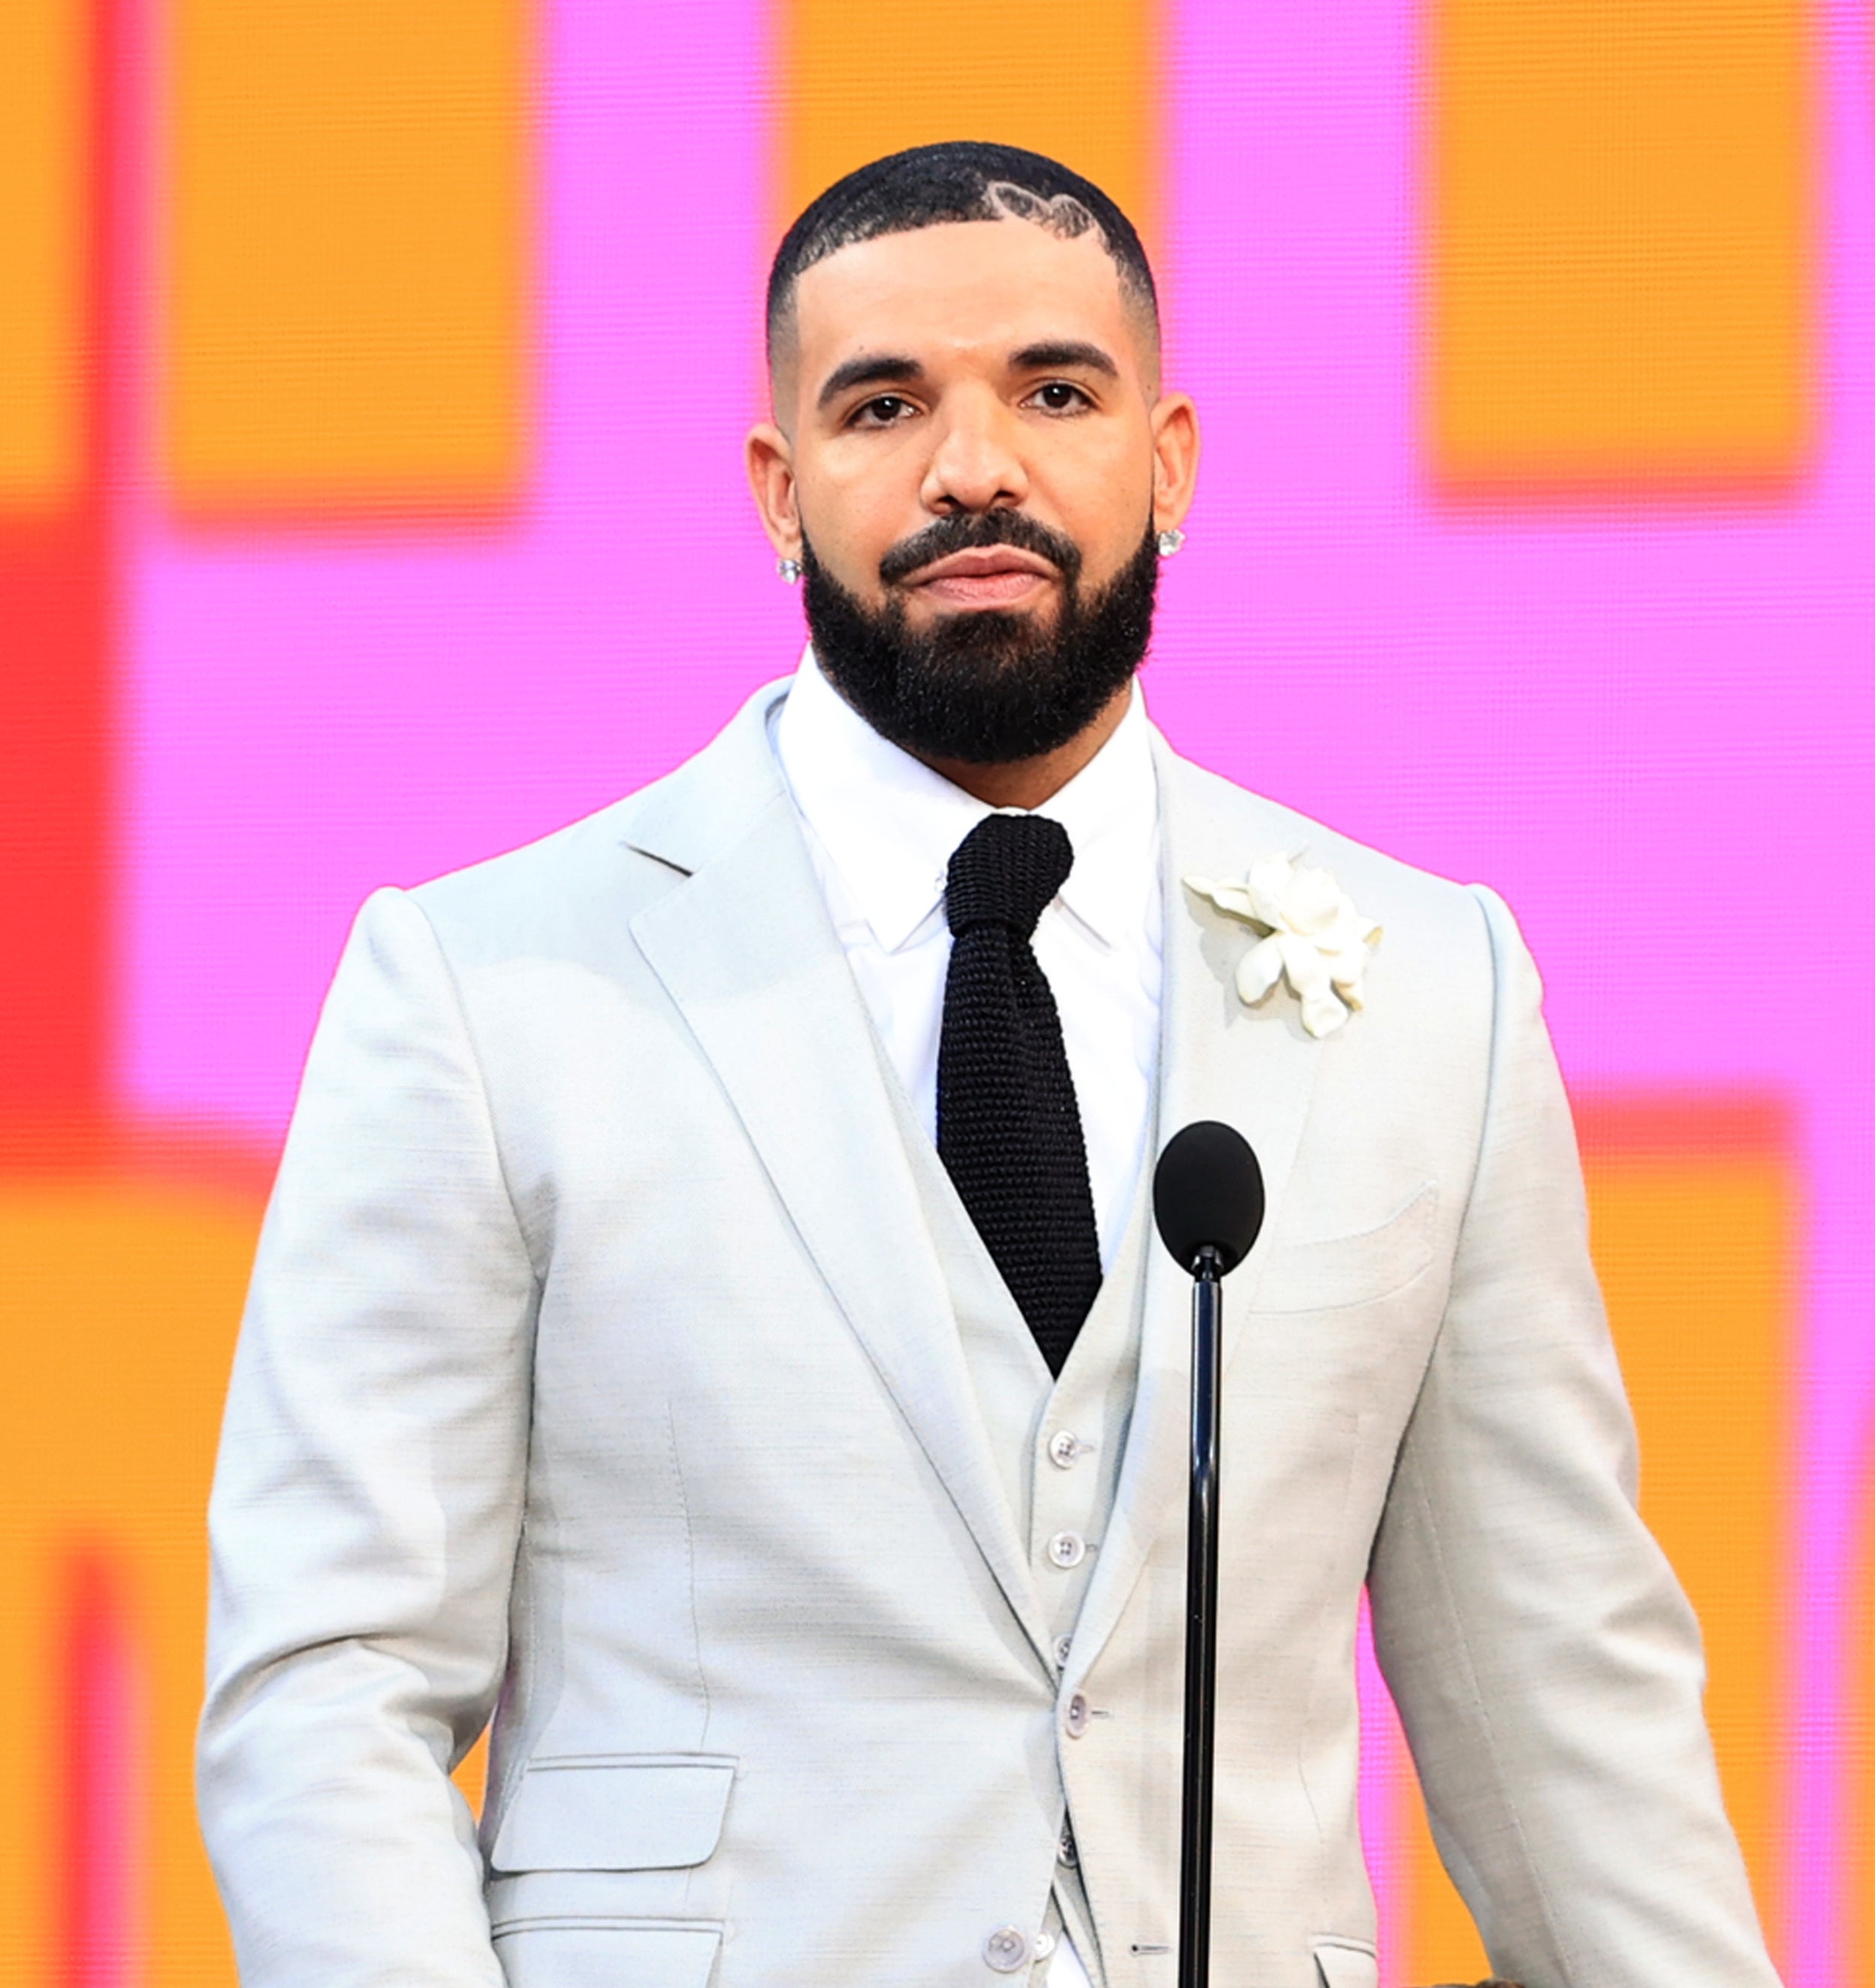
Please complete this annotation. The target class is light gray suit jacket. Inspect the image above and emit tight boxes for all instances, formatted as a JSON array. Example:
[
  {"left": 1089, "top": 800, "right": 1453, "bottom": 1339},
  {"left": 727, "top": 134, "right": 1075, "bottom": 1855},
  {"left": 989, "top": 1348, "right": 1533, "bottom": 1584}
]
[{"left": 198, "top": 680, "right": 1778, "bottom": 1988}]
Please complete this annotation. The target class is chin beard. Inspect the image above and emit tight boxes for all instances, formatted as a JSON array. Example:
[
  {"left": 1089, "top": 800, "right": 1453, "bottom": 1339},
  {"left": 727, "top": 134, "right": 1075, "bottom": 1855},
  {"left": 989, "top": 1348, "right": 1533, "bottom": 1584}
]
[{"left": 801, "top": 518, "right": 1159, "bottom": 766}]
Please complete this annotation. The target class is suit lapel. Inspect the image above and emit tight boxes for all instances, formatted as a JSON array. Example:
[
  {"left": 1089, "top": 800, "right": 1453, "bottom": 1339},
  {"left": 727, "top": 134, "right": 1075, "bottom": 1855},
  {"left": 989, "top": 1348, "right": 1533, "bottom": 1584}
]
[
  {"left": 624, "top": 690, "right": 1052, "bottom": 1666},
  {"left": 1067, "top": 739, "right": 1325, "bottom": 1682}
]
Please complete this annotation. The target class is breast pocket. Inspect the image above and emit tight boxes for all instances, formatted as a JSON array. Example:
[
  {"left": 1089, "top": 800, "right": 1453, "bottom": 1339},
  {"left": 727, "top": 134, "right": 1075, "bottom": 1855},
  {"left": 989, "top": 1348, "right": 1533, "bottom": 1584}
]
[
  {"left": 488, "top": 1754, "right": 735, "bottom": 1988},
  {"left": 1250, "top": 1183, "right": 1438, "bottom": 1314}
]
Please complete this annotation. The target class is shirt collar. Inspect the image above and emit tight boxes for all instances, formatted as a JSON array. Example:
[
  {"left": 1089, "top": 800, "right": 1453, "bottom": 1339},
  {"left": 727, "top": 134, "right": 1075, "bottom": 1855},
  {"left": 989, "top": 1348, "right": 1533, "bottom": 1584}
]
[{"left": 773, "top": 646, "right": 1160, "bottom": 956}]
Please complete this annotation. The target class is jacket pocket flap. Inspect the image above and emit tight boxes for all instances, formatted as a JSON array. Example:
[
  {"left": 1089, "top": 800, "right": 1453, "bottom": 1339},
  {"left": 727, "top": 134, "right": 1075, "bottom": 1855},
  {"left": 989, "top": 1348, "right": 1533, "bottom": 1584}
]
[
  {"left": 491, "top": 1754, "right": 736, "bottom": 1873},
  {"left": 1312, "top": 1938, "right": 1379, "bottom": 1988},
  {"left": 1254, "top": 1183, "right": 1437, "bottom": 1313},
  {"left": 490, "top": 1920, "right": 720, "bottom": 1988}
]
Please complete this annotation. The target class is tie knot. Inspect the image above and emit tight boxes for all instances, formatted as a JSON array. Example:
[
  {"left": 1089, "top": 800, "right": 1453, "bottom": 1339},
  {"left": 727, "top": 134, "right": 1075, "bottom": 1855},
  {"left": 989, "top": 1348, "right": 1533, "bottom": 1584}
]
[{"left": 945, "top": 813, "right": 1073, "bottom": 942}]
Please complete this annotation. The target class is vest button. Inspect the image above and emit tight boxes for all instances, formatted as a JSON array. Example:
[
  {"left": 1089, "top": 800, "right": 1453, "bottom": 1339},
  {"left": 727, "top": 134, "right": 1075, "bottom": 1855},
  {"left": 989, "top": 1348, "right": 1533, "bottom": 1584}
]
[
  {"left": 1047, "top": 1428, "right": 1085, "bottom": 1469},
  {"left": 1046, "top": 1530, "right": 1087, "bottom": 1570},
  {"left": 1058, "top": 1821, "right": 1079, "bottom": 1867},
  {"left": 983, "top": 1925, "right": 1032, "bottom": 1972}
]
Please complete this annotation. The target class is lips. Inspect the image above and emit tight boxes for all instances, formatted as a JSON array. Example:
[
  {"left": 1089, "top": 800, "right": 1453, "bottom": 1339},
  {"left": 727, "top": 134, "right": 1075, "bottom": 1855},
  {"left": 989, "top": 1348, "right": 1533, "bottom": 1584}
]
[
  {"left": 901, "top": 546, "right": 1059, "bottom": 610},
  {"left": 905, "top": 546, "right": 1058, "bottom": 586}
]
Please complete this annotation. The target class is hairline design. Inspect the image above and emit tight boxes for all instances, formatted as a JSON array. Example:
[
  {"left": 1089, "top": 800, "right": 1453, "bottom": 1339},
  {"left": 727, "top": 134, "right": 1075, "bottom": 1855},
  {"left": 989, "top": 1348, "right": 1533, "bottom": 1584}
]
[{"left": 765, "top": 140, "right": 1159, "bottom": 366}]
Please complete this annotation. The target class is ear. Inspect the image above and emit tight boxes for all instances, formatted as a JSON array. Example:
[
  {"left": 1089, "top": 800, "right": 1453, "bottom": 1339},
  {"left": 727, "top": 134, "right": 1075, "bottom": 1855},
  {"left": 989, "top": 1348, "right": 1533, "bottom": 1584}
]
[
  {"left": 746, "top": 421, "right": 803, "bottom": 560},
  {"left": 1148, "top": 392, "right": 1200, "bottom": 534}
]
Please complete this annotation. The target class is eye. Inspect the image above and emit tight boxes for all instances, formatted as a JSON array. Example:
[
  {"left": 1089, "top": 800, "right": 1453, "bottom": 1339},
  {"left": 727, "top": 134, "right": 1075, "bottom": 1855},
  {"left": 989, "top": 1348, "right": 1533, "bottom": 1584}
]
[
  {"left": 1028, "top": 380, "right": 1092, "bottom": 414},
  {"left": 849, "top": 394, "right": 918, "bottom": 428}
]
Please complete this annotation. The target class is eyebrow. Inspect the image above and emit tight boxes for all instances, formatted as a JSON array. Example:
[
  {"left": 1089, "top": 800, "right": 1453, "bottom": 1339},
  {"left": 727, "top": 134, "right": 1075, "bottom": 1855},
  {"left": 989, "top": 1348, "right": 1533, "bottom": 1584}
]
[
  {"left": 817, "top": 353, "right": 924, "bottom": 410},
  {"left": 1009, "top": 340, "right": 1120, "bottom": 379}
]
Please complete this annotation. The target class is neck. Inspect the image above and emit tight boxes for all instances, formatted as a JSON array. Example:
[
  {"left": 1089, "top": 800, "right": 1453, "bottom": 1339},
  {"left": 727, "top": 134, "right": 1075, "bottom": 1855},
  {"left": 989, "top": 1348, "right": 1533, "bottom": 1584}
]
[{"left": 911, "top": 684, "right": 1132, "bottom": 809}]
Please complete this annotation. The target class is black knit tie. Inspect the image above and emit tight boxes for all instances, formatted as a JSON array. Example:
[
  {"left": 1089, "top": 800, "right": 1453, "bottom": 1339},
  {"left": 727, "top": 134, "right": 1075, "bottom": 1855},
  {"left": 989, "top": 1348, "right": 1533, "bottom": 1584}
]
[{"left": 938, "top": 814, "right": 1103, "bottom": 1375}]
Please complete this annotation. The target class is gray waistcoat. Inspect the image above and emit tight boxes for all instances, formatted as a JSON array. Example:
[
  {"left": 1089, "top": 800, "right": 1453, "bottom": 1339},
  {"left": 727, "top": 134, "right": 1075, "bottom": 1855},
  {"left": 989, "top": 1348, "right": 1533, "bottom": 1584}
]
[{"left": 892, "top": 1082, "right": 1157, "bottom": 1988}]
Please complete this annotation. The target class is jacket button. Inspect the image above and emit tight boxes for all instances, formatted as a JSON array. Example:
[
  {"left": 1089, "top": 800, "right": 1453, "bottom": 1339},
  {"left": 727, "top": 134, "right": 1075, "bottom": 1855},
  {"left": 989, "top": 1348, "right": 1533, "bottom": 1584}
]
[
  {"left": 1064, "top": 1692, "right": 1090, "bottom": 1737},
  {"left": 1046, "top": 1530, "right": 1086, "bottom": 1569},
  {"left": 983, "top": 1925, "right": 1033, "bottom": 1972}
]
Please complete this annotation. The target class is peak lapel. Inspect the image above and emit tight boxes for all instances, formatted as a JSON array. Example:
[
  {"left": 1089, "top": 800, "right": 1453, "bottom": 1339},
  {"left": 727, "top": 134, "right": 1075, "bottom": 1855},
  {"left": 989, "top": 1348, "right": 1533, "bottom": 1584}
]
[
  {"left": 1067, "top": 739, "right": 1326, "bottom": 1684},
  {"left": 625, "top": 696, "right": 1052, "bottom": 1666}
]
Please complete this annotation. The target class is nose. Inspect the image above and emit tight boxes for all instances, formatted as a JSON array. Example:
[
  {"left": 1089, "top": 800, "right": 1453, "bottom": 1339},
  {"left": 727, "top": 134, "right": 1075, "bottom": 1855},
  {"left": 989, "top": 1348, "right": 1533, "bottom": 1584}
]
[{"left": 919, "top": 385, "right": 1029, "bottom": 515}]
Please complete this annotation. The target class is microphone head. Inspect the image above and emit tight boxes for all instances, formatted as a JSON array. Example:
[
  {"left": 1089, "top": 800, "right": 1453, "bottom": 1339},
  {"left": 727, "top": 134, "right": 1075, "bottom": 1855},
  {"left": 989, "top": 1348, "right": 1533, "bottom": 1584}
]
[{"left": 1153, "top": 1121, "right": 1266, "bottom": 1276}]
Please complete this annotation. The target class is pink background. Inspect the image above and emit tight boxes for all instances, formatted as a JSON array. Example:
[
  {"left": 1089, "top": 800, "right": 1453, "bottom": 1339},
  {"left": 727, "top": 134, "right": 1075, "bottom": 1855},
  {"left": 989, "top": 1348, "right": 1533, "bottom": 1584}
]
[{"left": 106, "top": 4, "right": 1874, "bottom": 1977}]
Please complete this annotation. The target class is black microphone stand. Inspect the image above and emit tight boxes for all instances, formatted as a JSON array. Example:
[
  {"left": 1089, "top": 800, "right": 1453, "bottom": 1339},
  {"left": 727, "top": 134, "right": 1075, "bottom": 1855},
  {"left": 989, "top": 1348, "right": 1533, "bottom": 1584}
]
[
  {"left": 1179, "top": 1243, "right": 1225, "bottom": 1988},
  {"left": 1152, "top": 1119, "right": 1264, "bottom": 1988}
]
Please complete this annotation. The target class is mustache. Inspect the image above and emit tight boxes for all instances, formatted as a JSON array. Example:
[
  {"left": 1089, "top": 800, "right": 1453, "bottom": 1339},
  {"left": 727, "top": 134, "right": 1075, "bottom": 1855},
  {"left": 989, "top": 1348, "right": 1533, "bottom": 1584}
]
[{"left": 877, "top": 510, "right": 1084, "bottom": 589}]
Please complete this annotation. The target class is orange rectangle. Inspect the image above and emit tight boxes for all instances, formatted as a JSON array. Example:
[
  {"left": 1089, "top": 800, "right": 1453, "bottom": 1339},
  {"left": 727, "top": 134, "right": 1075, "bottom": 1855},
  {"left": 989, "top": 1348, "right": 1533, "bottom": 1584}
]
[
  {"left": 164, "top": 0, "right": 531, "bottom": 517},
  {"left": 1427, "top": 0, "right": 1815, "bottom": 495},
  {"left": 0, "top": 0, "right": 89, "bottom": 510},
  {"left": 1, "top": 1178, "right": 269, "bottom": 1986},
  {"left": 777, "top": 0, "right": 1160, "bottom": 255},
  {"left": 1854, "top": 1487, "right": 1875, "bottom": 1968}
]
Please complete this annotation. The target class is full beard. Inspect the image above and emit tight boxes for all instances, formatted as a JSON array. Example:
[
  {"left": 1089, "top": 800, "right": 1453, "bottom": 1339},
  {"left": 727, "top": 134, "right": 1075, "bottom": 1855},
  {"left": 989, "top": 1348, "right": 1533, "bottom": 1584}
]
[{"left": 801, "top": 516, "right": 1160, "bottom": 766}]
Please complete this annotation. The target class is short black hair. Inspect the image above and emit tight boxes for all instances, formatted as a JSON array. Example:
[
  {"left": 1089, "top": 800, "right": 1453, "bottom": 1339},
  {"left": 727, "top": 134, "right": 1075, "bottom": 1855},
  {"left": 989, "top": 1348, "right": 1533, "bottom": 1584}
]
[{"left": 766, "top": 140, "right": 1158, "bottom": 364}]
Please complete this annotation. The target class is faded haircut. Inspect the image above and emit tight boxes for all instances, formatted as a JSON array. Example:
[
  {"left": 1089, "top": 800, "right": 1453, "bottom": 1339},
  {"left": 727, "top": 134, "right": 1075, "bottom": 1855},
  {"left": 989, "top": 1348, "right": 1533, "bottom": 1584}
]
[{"left": 765, "top": 140, "right": 1159, "bottom": 364}]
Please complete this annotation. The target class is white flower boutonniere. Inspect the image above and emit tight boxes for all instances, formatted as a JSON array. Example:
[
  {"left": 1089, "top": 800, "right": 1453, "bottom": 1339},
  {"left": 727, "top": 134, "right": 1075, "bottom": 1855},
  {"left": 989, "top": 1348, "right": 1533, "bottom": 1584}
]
[{"left": 1185, "top": 854, "right": 1382, "bottom": 1040}]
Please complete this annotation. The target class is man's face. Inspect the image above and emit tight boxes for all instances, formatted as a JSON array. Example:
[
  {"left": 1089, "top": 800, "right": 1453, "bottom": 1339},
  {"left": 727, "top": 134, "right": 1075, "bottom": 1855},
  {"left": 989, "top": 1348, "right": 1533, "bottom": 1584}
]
[{"left": 748, "top": 219, "right": 1198, "bottom": 763}]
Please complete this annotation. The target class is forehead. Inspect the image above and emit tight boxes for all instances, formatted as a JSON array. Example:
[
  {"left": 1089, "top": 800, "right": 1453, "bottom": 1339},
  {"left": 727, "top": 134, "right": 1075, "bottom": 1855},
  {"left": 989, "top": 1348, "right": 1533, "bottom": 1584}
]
[{"left": 786, "top": 220, "right": 1150, "bottom": 385}]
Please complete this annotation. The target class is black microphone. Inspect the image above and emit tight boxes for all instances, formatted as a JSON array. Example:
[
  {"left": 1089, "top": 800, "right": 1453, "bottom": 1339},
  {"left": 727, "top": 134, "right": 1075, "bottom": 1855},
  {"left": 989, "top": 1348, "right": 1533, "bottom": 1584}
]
[
  {"left": 1154, "top": 1119, "right": 1266, "bottom": 1276},
  {"left": 1152, "top": 1121, "right": 1264, "bottom": 1988}
]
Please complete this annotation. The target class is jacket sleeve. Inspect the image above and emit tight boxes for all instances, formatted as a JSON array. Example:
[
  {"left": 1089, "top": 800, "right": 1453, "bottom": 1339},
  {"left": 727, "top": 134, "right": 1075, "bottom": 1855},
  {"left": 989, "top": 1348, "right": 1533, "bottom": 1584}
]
[
  {"left": 198, "top": 887, "right": 538, "bottom": 1986},
  {"left": 1366, "top": 886, "right": 1781, "bottom": 1987}
]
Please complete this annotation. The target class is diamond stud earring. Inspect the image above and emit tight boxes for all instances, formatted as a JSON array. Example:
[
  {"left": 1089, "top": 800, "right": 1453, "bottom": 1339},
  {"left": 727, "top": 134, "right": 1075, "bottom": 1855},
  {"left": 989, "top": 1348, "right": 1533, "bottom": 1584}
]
[
  {"left": 776, "top": 556, "right": 803, "bottom": 584},
  {"left": 1156, "top": 527, "right": 1186, "bottom": 558}
]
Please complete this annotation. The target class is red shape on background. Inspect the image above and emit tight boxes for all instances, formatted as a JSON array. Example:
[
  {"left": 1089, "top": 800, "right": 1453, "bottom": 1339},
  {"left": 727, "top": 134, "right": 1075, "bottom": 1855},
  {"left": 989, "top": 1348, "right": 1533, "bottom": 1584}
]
[
  {"left": 1572, "top": 1089, "right": 1795, "bottom": 1160},
  {"left": 0, "top": 0, "right": 116, "bottom": 1125},
  {"left": 0, "top": 512, "right": 111, "bottom": 1121},
  {"left": 59, "top": 1548, "right": 143, "bottom": 1988}
]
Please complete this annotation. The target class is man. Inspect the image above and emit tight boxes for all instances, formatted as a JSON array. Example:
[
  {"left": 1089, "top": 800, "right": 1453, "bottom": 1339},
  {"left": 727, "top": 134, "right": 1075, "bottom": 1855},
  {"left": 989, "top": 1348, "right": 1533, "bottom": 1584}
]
[{"left": 198, "top": 144, "right": 1780, "bottom": 1988}]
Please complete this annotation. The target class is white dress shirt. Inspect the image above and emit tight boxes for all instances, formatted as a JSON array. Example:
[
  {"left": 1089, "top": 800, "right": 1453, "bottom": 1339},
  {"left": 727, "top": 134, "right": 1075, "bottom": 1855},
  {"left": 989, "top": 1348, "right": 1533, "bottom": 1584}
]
[
  {"left": 774, "top": 652, "right": 1161, "bottom": 1988},
  {"left": 772, "top": 648, "right": 1164, "bottom": 1273}
]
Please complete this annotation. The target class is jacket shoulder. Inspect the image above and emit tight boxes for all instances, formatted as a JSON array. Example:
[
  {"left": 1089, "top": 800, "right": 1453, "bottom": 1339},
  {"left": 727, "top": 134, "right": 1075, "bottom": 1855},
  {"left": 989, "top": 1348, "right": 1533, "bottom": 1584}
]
[
  {"left": 399, "top": 787, "right": 675, "bottom": 962},
  {"left": 403, "top": 681, "right": 787, "bottom": 962},
  {"left": 1161, "top": 748, "right": 1500, "bottom": 954}
]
